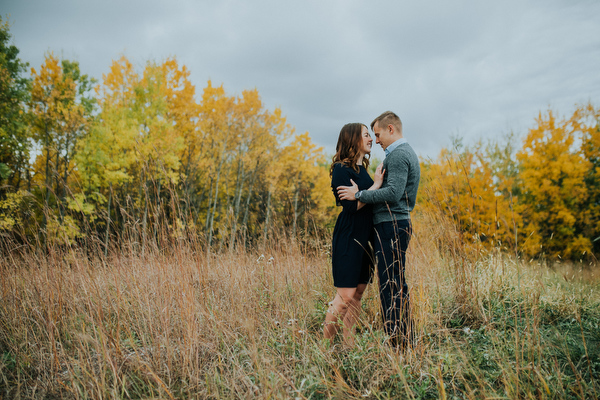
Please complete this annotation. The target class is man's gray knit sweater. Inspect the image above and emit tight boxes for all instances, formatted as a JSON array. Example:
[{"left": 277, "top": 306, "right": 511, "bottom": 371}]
[{"left": 360, "top": 142, "right": 420, "bottom": 225}]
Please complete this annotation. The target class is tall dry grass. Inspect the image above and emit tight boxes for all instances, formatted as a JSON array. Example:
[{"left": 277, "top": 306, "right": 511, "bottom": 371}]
[{"left": 1, "top": 211, "right": 599, "bottom": 399}]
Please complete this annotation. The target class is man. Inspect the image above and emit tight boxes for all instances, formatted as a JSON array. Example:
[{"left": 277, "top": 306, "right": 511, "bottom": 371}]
[{"left": 337, "top": 111, "right": 420, "bottom": 348}]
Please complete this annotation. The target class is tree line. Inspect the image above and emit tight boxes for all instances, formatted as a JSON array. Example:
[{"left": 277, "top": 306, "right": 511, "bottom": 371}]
[
  {"left": 421, "top": 103, "right": 600, "bottom": 262},
  {"left": 1, "top": 17, "right": 599, "bottom": 261},
  {"left": 0, "top": 18, "right": 334, "bottom": 252}
]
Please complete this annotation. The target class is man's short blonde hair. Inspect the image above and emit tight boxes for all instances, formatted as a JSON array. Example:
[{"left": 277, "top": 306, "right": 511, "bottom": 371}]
[{"left": 371, "top": 111, "right": 402, "bottom": 133}]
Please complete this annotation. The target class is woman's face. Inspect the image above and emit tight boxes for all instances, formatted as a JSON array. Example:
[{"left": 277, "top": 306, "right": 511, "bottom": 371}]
[{"left": 360, "top": 125, "right": 373, "bottom": 156}]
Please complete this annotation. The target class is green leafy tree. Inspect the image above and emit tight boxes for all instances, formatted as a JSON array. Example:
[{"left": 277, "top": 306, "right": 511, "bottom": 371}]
[{"left": 0, "top": 16, "right": 30, "bottom": 194}]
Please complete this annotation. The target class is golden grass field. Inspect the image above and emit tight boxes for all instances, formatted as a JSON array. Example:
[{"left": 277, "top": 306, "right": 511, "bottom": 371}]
[{"left": 1, "top": 212, "right": 599, "bottom": 399}]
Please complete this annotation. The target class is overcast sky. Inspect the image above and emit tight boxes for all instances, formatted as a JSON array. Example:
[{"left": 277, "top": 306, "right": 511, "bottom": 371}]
[{"left": 3, "top": 0, "right": 600, "bottom": 160}]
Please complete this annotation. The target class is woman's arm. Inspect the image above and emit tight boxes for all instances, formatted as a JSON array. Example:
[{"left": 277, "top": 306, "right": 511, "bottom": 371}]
[{"left": 332, "top": 165, "right": 361, "bottom": 214}]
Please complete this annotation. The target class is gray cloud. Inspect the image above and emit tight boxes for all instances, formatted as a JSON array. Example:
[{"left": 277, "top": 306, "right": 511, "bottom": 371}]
[{"left": 4, "top": 0, "right": 600, "bottom": 161}]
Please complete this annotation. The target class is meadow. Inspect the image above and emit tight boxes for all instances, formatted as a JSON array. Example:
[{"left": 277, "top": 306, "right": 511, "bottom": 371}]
[
  {"left": 1, "top": 211, "right": 599, "bottom": 399},
  {"left": 2, "top": 14, "right": 600, "bottom": 399}
]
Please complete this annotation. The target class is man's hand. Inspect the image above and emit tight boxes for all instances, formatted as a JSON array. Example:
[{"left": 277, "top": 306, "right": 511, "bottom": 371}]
[
  {"left": 337, "top": 179, "right": 359, "bottom": 200},
  {"left": 373, "top": 163, "right": 385, "bottom": 189}
]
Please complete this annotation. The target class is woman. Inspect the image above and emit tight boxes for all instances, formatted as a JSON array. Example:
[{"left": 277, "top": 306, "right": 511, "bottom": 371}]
[{"left": 323, "top": 122, "right": 384, "bottom": 343}]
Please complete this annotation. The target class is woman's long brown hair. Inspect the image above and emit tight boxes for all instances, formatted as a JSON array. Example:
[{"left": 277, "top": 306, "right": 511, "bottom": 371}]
[{"left": 329, "top": 123, "right": 370, "bottom": 176}]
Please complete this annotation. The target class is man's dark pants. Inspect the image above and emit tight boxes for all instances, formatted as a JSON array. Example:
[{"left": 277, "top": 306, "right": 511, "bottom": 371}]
[{"left": 373, "top": 219, "right": 412, "bottom": 346}]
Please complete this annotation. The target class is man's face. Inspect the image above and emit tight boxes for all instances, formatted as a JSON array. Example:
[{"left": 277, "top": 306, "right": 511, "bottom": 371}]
[{"left": 373, "top": 121, "right": 393, "bottom": 150}]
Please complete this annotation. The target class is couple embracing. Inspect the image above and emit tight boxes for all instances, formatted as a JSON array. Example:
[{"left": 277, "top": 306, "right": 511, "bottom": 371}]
[{"left": 323, "top": 111, "right": 421, "bottom": 349}]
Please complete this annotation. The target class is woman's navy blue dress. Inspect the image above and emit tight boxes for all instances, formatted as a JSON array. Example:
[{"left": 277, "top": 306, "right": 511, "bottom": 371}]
[{"left": 331, "top": 163, "right": 374, "bottom": 288}]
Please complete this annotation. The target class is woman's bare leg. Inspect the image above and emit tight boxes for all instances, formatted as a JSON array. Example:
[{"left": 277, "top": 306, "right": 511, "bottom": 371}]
[
  {"left": 342, "top": 283, "right": 367, "bottom": 344},
  {"left": 323, "top": 287, "right": 356, "bottom": 340}
]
